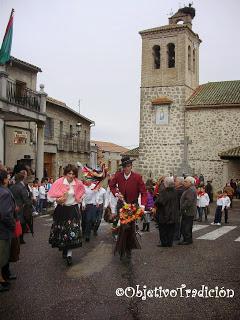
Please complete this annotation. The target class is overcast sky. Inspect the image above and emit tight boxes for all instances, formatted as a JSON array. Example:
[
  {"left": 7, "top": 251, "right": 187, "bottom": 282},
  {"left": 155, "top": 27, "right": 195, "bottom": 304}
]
[{"left": 0, "top": 0, "right": 239, "bottom": 149}]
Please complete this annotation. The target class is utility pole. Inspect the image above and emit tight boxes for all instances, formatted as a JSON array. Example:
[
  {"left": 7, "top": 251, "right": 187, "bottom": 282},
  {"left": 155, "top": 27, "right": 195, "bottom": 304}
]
[{"left": 78, "top": 99, "right": 81, "bottom": 114}]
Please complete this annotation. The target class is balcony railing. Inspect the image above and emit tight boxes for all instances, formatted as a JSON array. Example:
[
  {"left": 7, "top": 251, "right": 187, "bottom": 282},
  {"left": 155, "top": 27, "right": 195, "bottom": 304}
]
[
  {"left": 7, "top": 80, "right": 41, "bottom": 112},
  {"left": 59, "top": 136, "right": 90, "bottom": 153}
]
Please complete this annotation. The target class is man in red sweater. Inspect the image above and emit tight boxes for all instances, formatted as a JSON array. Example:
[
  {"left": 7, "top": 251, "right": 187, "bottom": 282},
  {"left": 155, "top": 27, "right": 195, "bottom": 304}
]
[{"left": 109, "top": 156, "right": 147, "bottom": 259}]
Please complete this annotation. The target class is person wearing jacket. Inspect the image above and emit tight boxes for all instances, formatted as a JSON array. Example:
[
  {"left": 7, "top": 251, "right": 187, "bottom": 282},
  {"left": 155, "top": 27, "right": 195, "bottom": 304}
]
[
  {"left": 155, "top": 177, "right": 179, "bottom": 247},
  {"left": 141, "top": 186, "right": 154, "bottom": 232},
  {"left": 10, "top": 172, "right": 31, "bottom": 244},
  {"left": 109, "top": 156, "right": 147, "bottom": 259},
  {"left": 173, "top": 176, "right": 185, "bottom": 241},
  {"left": 179, "top": 176, "right": 197, "bottom": 245},
  {"left": 0, "top": 170, "right": 16, "bottom": 292}
]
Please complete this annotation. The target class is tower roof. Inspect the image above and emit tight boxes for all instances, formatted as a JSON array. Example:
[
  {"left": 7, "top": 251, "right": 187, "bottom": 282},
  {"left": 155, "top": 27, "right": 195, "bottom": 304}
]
[
  {"left": 139, "top": 23, "right": 200, "bottom": 41},
  {"left": 140, "top": 4, "right": 198, "bottom": 37}
]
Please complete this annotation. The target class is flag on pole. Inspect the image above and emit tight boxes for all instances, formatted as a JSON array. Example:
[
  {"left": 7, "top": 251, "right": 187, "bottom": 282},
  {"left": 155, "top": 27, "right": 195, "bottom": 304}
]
[{"left": 0, "top": 9, "right": 14, "bottom": 65}]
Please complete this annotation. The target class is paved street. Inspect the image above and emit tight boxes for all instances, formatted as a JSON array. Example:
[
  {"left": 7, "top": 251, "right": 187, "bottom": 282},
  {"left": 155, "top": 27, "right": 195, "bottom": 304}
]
[{"left": 1, "top": 201, "right": 240, "bottom": 320}]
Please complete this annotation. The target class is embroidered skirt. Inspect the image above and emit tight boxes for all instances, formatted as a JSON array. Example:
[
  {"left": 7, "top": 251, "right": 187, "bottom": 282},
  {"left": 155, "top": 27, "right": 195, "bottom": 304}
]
[{"left": 49, "top": 204, "right": 82, "bottom": 251}]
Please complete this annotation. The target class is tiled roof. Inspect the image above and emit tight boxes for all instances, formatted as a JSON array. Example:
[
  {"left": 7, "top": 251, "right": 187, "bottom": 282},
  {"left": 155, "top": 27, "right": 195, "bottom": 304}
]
[
  {"left": 152, "top": 97, "right": 173, "bottom": 105},
  {"left": 186, "top": 81, "right": 240, "bottom": 107},
  {"left": 9, "top": 56, "right": 42, "bottom": 72},
  {"left": 91, "top": 140, "right": 129, "bottom": 153},
  {"left": 122, "top": 147, "right": 139, "bottom": 157},
  {"left": 47, "top": 97, "right": 94, "bottom": 124},
  {"left": 47, "top": 96, "right": 66, "bottom": 107},
  {"left": 219, "top": 146, "right": 240, "bottom": 159}
]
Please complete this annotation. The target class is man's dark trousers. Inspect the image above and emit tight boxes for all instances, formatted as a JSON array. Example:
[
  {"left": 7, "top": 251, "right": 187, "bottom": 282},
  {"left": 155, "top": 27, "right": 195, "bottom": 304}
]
[{"left": 180, "top": 215, "right": 193, "bottom": 243}]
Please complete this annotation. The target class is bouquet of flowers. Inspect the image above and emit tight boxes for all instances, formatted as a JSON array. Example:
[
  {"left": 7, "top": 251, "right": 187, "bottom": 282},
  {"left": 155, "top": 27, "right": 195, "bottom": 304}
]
[{"left": 119, "top": 203, "right": 144, "bottom": 225}]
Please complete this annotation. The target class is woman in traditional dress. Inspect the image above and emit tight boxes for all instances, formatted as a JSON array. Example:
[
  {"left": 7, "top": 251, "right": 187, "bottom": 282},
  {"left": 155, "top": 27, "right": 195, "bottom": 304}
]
[{"left": 48, "top": 164, "right": 85, "bottom": 266}]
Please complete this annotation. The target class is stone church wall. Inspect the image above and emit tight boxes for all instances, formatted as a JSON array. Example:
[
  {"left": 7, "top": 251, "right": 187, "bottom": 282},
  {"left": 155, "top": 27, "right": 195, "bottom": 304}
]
[{"left": 186, "top": 107, "right": 240, "bottom": 191}]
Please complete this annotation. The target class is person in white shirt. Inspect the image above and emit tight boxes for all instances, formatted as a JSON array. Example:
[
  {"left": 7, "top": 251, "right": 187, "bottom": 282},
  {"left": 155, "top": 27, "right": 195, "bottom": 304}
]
[
  {"left": 223, "top": 192, "right": 231, "bottom": 224},
  {"left": 211, "top": 190, "right": 225, "bottom": 226},
  {"left": 81, "top": 181, "right": 98, "bottom": 242},
  {"left": 105, "top": 186, "right": 117, "bottom": 213},
  {"left": 38, "top": 179, "right": 47, "bottom": 214},
  {"left": 93, "top": 184, "right": 107, "bottom": 235},
  {"left": 32, "top": 179, "right": 39, "bottom": 215},
  {"left": 197, "top": 187, "right": 210, "bottom": 222}
]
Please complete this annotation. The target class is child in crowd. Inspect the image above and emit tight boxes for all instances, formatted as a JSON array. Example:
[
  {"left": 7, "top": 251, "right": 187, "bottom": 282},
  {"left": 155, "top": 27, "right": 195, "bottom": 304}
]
[
  {"left": 211, "top": 190, "right": 225, "bottom": 226},
  {"left": 196, "top": 187, "right": 210, "bottom": 222},
  {"left": 45, "top": 177, "right": 54, "bottom": 209},
  {"left": 38, "top": 178, "right": 47, "bottom": 214},
  {"left": 141, "top": 186, "right": 154, "bottom": 232},
  {"left": 32, "top": 179, "right": 39, "bottom": 216},
  {"left": 223, "top": 192, "right": 231, "bottom": 224}
]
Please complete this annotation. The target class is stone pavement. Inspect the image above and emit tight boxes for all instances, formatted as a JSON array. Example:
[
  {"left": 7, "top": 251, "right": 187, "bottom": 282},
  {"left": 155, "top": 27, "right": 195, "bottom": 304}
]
[{"left": 0, "top": 200, "right": 240, "bottom": 320}]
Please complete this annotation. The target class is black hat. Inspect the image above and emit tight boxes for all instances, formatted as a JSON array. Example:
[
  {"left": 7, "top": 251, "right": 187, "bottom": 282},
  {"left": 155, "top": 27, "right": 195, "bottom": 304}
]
[{"left": 120, "top": 156, "right": 135, "bottom": 167}]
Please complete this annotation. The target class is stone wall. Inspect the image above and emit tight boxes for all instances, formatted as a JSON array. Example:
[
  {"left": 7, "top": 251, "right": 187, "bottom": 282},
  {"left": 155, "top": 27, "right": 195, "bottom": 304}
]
[
  {"left": 100, "top": 151, "right": 121, "bottom": 174},
  {"left": 4, "top": 103, "right": 92, "bottom": 178},
  {"left": 140, "top": 28, "right": 200, "bottom": 90},
  {"left": 56, "top": 152, "right": 89, "bottom": 179},
  {"left": 139, "top": 85, "right": 190, "bottom": 180},
  {"left": 45, "top": 103, "right": 91, "bottom": 147},
  {"left": 6, "top": 65, "right": 37, "bottom": 91},
  {"left": 5, "top": 123, "right": 35, "bottom": 169},
  {"left": 186, "top": 107, "right": 240, "bottom": 191},
  {"left": 45, "top": 103, "right": 92, "bottom": 178}
]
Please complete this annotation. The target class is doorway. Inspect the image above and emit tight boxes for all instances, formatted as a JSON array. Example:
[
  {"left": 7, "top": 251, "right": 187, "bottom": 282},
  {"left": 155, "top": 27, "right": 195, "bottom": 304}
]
[{"left": 44, "top": 153, "right": 54, "bottom": 178}]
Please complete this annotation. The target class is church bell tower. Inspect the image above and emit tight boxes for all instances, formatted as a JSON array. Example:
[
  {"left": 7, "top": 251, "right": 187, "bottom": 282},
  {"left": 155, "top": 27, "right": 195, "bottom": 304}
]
[{"left": 138, "top": 5, "right": 201, "bottom": 178}]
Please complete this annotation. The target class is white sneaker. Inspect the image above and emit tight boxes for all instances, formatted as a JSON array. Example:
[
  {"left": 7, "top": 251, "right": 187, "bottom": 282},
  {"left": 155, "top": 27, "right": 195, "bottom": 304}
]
[
  {"left": 211, "top": 222, "right": 216, "bottom": 225},
  {"left": 216, "top": 223, "right": 221, "bottom": 226}
]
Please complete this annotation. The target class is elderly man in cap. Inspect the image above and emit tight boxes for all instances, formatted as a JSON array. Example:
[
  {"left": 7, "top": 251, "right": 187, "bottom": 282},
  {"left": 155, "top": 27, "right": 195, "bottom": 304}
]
[
  {"left": 179, "top": 176, "right": 197, "bottom": 245},
  {"left": 109, "top": 156, "right": 147, "bottom": 259}
]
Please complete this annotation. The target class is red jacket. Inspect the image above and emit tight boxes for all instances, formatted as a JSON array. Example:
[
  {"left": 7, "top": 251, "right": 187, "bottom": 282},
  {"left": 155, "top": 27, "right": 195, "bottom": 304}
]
[{"left": 109, "top": 171, "right": 147, "bottom": 206}]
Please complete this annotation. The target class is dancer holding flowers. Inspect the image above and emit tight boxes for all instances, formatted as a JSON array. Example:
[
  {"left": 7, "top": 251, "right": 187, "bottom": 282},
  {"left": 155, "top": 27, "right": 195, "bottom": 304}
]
[{"left": 109, "top": 156, "right": 147, "bottom": 259}]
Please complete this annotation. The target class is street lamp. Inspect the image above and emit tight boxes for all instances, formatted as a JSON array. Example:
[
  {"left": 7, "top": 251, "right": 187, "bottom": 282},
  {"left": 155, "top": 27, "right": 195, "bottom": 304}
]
[{"left": 76, "top": 122, "right": 82, "bottom": 135}]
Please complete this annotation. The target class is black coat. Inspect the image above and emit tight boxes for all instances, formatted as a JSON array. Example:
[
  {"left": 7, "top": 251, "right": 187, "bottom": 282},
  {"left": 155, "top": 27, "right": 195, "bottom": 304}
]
[
  {"left": 176, "top": 186, "right": 185, "bottom": 209},
  {"left": 10, "top": 182, "right": 32, "bottom": 224},
  {"left": 155, "top": 187, "right": 179, "bottom": 224},
  {"left": 0, "top": 186, "right": 16, "bottom": 240}
]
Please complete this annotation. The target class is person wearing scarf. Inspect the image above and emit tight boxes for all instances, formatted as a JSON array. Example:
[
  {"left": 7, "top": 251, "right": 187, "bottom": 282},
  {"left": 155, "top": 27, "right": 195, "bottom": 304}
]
[
  {"left": 48, "top": 164, "right": 85, "bottom": 266},
  {"left": 197, "top": 187, "right": 210, "bottom": 222},
  {"left": 211, "top": 191, "right": 225, "bottom": 226}
]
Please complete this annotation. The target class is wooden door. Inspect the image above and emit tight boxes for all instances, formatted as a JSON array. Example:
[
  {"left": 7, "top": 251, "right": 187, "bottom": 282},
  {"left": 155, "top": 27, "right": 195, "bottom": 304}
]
[{"left": 44, "top": 153, "right": 53, "bottom": 177}]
